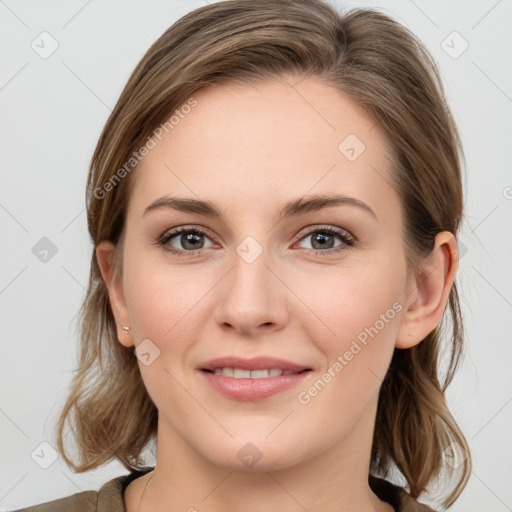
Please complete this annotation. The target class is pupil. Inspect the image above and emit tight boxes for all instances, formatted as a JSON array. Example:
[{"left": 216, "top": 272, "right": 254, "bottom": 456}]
[
  {"left": 182, "top": 232, "right": 203, "bottom": 250},
  {"left": 312, "top": 232, "right": 334, "bottom": 250}
]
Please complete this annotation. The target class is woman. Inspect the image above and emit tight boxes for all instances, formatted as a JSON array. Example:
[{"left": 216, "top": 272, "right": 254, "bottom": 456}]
[{"left": 13, "top": 0, "right": 471, "bottom": 511}]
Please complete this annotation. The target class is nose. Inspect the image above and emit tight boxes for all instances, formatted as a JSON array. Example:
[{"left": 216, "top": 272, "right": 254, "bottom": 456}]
[{"left": 214, "top": 245, "right": 290, "bottom": 336}]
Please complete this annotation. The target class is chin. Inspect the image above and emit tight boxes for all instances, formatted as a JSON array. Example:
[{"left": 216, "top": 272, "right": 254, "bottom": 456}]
[{"left": 198, "top": 434, "right": 313, "bottom": 473}]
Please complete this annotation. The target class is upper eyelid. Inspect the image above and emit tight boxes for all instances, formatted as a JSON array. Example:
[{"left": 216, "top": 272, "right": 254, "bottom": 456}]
[{"left": 295, "top": 224, "right": 353, "bottom": 240}]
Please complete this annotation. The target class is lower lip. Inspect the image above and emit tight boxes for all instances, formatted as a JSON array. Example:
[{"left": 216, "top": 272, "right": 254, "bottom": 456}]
[{"left": 199, "top": 370, "right": 311, "bottom": 401}]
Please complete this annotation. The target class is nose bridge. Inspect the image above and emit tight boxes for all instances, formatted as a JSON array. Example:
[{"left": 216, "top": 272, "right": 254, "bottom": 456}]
[{"left": 215, "top": 234, "right": 288, "bottom": 333}]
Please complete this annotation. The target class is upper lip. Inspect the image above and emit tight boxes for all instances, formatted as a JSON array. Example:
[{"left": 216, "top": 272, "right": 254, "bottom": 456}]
[{"left": 199, "top": 356, "right": 311, "bottom": 373}]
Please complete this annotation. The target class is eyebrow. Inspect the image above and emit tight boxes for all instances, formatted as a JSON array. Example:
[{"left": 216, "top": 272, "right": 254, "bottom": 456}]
[{"left": 143, "top": 193, "right": 377, "bottom": 221}]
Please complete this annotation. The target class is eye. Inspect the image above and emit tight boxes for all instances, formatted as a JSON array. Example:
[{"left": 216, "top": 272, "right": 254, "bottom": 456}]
[
  {"left": 157, "top": 224, "right": 355, "bottom": 257},
  {"left": 158, "top": 226, "right": 217, "bottom": 256},
  {"left": 294, "top": 225, "right": 355, "bottom": 255}
]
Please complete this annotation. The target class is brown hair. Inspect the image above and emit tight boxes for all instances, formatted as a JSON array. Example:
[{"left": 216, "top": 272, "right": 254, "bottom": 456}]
[{"left": 54, "top": 0, "right": 471, "bottom": 507}]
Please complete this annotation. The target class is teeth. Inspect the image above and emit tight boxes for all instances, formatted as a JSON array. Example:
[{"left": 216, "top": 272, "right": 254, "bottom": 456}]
[
  {"left": 212, "top": 367, "right": 298, "bottom": 378},
  {"left": 250, "top": 369, "right": 269, "bottom": 378},
  {"left": 234, "top": 368, "right": 251, "bottom": 378}
]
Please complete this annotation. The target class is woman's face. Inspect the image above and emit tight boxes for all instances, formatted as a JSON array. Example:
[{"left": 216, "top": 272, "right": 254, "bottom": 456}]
[{"left": 108, "top": 76, "right": 417, "bottom": 470}]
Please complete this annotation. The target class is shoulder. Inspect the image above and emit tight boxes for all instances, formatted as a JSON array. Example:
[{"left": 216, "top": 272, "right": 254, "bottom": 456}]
[
  {"left": 8, "top": 489, "right": 99, "bottom": 512},
  {"left": 8, "top": 469, "right": 153, "bottom": 512},
  {"left": 369, "top": 474, "right": 436, "bottom": 512}
]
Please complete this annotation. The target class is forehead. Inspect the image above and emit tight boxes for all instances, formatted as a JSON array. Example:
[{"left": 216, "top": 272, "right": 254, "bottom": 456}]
[{"left": 130, "top": 76, "right": 399, "bottom": 225}]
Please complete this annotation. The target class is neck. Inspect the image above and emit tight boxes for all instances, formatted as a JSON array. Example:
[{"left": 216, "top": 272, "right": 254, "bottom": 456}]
[{"left": 131, "top": 399, "right": 394, "bottom": 512}]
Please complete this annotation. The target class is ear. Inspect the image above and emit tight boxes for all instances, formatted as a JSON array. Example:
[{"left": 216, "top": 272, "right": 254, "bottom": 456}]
[
  {"left": 396, "top": 231, "right": 459, "bottom": 349},
  {"left": 96, "top": 240, "right": 134, "bottom": 347}
]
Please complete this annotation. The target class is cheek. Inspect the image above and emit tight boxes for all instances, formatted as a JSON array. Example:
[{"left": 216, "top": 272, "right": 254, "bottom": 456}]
[
  {"left": 121, "top": 250, "right": 209, "bottom": 406},
  {"left": 291, "top": 258, "right": 405, "bottom": 350},
  {"left": 122, "top": 242, "right": 210, "bottom": 341},
  {"left": 288, "top": 255, "right": 405, "bottom": 407},
  {"left": 291, "top": 266, "right": 403, "bottom": 432}
]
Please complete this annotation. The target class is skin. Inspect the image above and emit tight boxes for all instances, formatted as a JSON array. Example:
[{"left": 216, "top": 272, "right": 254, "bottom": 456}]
[{"left": 97, "top": 75, "right": 458, "bottom": 512}]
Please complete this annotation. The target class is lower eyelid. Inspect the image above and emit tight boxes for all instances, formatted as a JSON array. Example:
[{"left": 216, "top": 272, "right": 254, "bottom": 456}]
[{"left": 294, "top": 237, "right": 352, "bottom": 253}]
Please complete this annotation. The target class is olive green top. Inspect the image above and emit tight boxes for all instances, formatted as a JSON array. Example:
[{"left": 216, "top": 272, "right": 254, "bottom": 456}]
[{"left": 10, "top": 468, "right": 435, "bottom": 512}]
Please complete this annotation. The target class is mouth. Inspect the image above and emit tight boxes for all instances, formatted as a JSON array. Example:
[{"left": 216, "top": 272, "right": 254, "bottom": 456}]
[{"left": 198, "top": 357, "right": 313, "bottom": 400}]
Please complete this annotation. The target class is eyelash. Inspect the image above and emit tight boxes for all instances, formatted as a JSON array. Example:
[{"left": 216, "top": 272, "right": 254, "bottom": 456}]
[{"left": 157, "top": 224, "right": 355, "bottom": 258}]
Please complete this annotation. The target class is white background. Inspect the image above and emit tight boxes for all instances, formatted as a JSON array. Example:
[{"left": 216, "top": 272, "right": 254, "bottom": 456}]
[{"left": 1, "top": 0, "right": 511, "bottom": 510}]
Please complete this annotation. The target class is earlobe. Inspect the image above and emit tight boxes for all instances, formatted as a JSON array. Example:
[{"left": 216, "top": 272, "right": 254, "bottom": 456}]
[
  {"left": 95, "top": 241, "right": 134, "bottom": 347},
  {"left": 395, "top": 232, "right": 458, "bottom": 349}
]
